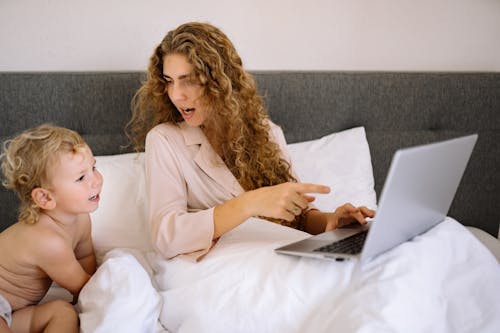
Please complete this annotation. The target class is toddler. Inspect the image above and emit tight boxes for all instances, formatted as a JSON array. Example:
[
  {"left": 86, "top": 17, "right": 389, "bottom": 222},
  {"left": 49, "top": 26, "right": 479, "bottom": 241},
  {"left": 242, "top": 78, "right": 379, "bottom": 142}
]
[{"left": 0, "top": 124, "right": 102, "bottom": 332}]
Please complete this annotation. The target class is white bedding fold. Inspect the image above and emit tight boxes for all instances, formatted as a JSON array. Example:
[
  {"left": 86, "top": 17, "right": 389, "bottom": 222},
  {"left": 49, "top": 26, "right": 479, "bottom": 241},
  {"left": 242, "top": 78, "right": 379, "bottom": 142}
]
[
  {"left": 78, "top": 249, "right": 163, "bottom": 333},
  {"left": 78, "top": 217, "right": 500, "bottom": 333}
]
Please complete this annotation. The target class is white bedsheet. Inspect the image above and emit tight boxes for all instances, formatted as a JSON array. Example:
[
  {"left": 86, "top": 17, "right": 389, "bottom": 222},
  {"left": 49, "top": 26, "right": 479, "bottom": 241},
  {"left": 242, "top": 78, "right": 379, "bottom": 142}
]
[{"left": 78, "top": 217, "right": 500, "bottom": 333}]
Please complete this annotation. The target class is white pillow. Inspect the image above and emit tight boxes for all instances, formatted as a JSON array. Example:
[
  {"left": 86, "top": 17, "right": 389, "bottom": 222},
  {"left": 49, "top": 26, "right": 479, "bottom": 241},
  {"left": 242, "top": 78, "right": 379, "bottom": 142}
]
[
  {"left": 90, "top": 153, "right": 152, "bottom": 262},
  {"left": 287, "top": 126, "right": 377, "bottom": 212}
]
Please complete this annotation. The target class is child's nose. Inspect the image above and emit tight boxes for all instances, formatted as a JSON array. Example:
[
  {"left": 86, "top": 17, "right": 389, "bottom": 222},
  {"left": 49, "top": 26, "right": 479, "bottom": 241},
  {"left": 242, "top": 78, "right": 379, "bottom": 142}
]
[{"left": 93, "top": 170, "right": 103, "bottom": 188}]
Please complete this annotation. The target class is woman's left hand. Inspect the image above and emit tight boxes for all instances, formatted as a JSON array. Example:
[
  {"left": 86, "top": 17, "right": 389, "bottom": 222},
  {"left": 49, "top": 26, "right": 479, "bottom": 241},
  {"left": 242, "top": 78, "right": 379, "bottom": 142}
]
[{"left": 324, "top": 203, "right": 375, "bottom": 232}]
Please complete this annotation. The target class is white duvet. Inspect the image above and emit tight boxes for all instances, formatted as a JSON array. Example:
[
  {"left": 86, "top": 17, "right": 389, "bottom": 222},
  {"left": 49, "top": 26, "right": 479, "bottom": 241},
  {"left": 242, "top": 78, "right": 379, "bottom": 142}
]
[{"left": 78, "top": 217, "right": 500, "bottom": 333}]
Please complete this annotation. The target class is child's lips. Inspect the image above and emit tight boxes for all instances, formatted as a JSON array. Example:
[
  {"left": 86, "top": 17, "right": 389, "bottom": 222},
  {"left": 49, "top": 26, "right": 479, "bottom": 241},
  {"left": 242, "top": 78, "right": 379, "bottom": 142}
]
[{"left": 89, "top": 194, "right": 100, "bottom": 202}]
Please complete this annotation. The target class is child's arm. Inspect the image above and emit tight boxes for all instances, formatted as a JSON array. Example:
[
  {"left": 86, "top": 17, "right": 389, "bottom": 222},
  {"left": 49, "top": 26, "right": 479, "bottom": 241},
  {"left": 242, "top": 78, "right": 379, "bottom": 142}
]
[
  {"left": 68, "top": 215, "right": 96, "bottom": 303},
  {"left": 77, "top": 251, "right": 96, "bottom": 276},
  {"left": 74, "top": 215, "right": 97, "bottom": 276},
  {"left": 37, "top": 232, "right": 92, "bottom": 301}
]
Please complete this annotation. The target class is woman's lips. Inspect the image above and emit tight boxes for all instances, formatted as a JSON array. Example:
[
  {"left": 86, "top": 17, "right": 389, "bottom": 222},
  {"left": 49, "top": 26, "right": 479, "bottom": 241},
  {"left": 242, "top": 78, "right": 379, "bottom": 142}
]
[{"left": 181, "top": 108, "right": 195, "bottom": 119}]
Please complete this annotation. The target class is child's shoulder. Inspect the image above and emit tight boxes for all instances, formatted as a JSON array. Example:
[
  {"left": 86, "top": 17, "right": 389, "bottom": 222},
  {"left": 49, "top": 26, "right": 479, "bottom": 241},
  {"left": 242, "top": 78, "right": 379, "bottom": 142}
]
[
  {"left": 0, "top": 219, "right": 67, "bottom": 267},
  {"left": 2, "top": 213, "right": 91, "bottom": 249},
  {"left": 18, "top": 217, "right": 69, "bottom": 247}
]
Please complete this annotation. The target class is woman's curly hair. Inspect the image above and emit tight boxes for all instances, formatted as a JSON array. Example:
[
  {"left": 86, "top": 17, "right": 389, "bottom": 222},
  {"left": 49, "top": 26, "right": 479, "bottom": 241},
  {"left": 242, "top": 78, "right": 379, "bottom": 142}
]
[
  {"left": 126, "top": 22, "right": 303, "bottom": 229},
  {"left": 0, "top": 124, "right": 86, "bottom": 224}
]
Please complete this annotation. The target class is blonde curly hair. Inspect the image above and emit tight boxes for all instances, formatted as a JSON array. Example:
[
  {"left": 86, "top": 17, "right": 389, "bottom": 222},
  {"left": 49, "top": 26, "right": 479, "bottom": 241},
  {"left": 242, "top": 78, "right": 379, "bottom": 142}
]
[
  {"left": 126, "top": 22, "right": 304, "bottom": 229},
  {"left": 0, "top": 124, "right": 86, "bottom": 224}
]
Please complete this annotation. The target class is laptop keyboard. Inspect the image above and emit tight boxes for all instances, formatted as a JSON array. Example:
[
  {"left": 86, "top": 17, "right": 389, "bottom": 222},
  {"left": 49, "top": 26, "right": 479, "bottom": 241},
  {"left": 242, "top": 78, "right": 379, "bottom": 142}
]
[{"left": 313, "top": 230, "right": 368, "bottom": 255}]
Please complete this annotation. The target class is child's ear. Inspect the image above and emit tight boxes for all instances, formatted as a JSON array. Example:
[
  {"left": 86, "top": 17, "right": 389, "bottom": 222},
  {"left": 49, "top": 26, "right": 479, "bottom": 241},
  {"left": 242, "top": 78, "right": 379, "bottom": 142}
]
[{"left": 31, "top": 188, "right": 56, "bottom": 210}]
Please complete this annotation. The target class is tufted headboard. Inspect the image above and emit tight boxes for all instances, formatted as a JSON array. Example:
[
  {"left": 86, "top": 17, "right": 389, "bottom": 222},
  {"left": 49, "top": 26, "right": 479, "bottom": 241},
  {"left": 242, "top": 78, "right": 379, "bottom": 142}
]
[{"left": 1, "top": 71, "right": 499, "bottom": 236}]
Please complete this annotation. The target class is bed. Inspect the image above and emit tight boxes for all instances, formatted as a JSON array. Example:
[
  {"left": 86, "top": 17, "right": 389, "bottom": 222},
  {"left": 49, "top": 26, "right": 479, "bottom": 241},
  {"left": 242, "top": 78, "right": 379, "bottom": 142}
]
[{"left": 1, "top": 71, "right": 499, "bottom": 332}]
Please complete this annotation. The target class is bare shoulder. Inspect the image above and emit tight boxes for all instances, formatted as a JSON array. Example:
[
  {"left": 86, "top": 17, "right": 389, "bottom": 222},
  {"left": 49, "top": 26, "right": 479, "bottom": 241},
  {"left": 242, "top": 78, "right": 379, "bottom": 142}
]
[
  {"left": 25, "top": 217, "right": 71, "bottom": 255},
  {"left": 0, "top": 219, "right": 62, "bottom": 256}
]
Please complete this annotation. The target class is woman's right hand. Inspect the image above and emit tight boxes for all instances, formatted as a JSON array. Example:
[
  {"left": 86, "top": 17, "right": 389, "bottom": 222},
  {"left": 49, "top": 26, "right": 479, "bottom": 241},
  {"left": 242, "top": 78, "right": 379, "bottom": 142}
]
[
  {"left": 245, "top": 182, "right": 331, "bottom": 221},
  {"left": 213, "top": 182, "right": 330, "bottom": 238}
]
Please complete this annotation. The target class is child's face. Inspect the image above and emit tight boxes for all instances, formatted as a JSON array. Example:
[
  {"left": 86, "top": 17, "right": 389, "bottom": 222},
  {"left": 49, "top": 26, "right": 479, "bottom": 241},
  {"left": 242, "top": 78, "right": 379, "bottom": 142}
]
[{"left": 45, "top": 145, "right": 103, "bottom": 215}]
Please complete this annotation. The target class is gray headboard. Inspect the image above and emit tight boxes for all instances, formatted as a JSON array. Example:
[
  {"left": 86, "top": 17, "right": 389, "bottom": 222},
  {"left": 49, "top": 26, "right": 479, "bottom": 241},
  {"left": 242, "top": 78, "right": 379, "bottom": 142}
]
[{"left": 1, "top": 71, "right": 499, "bottom": 237}]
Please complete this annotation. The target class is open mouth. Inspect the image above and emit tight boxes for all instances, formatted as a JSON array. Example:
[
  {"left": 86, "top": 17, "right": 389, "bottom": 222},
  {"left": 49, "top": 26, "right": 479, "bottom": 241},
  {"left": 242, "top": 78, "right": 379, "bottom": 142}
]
[
  {"left": 179, "top": 107, "right": 196, "bottom": 120},
  {"left": 89, "top": 194, "right": 100, "bottom": 202},
  {"left": 181, "top": 108, "right": 195, "bottom": 114}
]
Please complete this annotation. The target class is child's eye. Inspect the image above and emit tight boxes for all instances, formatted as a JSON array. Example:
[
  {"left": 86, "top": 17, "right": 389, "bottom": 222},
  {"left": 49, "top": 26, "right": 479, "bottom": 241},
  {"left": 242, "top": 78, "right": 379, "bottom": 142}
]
[{"left": 76, "top": 175, "right": 85, "bottom": 182}]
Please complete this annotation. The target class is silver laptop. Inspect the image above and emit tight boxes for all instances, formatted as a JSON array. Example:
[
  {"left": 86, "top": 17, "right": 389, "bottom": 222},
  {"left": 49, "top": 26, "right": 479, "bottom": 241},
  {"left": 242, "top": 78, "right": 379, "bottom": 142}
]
[{"left": 275, "top": 134, "right": 477, "bottom": 262}]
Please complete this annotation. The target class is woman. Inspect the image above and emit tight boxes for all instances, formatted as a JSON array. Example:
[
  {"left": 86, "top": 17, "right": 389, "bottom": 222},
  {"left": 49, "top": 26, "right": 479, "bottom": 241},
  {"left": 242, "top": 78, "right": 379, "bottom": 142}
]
[{"left": 126, "top": 22, "right": 374, "bottom": 261}]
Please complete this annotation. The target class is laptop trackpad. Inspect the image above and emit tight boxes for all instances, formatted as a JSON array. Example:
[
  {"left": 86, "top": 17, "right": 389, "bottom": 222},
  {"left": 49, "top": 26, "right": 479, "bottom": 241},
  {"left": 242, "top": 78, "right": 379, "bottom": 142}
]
[{"left": 313, "top": 223, "right": 369, "bottom": 241}]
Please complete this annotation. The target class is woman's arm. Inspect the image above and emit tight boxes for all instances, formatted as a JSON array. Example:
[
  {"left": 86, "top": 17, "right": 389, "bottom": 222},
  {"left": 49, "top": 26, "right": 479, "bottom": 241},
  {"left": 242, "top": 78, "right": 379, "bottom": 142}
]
[
  {"left": 145, "top": 128, "right": 216, "bottom": 259},
  {"left": 213, "top": 182, "right": 330, "bottom": 238}
]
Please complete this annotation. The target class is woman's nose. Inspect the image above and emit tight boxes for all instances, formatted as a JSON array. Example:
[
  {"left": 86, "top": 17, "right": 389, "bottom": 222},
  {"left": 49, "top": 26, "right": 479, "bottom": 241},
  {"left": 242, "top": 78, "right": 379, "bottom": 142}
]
[{"left": 169, "top": 82, "right": 186, "bottom": 102}]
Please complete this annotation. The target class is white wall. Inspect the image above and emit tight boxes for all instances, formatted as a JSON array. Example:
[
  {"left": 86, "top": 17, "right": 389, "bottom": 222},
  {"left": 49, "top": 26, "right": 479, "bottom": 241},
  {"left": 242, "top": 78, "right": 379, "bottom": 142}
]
[{"left": 1, "top": 0, "right": 499, "bottom": 71}]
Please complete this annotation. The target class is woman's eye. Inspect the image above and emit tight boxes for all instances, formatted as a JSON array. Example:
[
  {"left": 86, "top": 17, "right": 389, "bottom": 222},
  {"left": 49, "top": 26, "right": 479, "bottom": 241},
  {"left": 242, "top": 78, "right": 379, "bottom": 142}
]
[
  {"left": 162, "top": 76, "right": 172, "bottom": 84},
  {"left": 186, "top": 76, "right": 199, "bottom": 86}
]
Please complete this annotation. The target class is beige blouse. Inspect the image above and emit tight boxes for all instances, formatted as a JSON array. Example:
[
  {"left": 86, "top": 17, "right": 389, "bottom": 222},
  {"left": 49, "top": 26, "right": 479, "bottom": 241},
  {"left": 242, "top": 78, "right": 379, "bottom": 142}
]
[{"left": 145, "top": 121, "right": 294, "bottom": 261}]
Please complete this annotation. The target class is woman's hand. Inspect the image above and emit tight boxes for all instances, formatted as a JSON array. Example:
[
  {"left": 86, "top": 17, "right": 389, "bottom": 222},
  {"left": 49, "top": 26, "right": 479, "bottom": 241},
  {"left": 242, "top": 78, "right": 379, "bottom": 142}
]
[
  {"left": 324, "top": 203, "right": 375, "bottom": 232},
  {"left": 246, "top": 182, "right": 330, "bottom": 221}
]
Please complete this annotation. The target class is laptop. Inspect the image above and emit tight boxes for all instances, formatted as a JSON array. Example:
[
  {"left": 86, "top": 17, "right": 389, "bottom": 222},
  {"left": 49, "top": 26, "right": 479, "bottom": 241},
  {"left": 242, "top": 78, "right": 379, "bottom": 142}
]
[{"left": 275, "top": 134, "right": 478, "bottom": 262}]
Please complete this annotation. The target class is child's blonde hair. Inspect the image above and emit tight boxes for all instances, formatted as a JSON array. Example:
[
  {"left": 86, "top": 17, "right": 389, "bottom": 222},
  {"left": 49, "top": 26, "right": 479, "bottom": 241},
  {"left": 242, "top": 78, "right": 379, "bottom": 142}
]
[{"left": 0, "top": 124, "right": 87, "bottom": 224}]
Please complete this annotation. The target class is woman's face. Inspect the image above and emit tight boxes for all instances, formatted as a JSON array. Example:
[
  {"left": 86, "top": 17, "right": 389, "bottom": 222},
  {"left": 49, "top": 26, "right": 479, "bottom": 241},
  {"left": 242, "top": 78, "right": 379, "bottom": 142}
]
[{"left": 162, "top": 53, "right": 208, "bottom": 127}]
